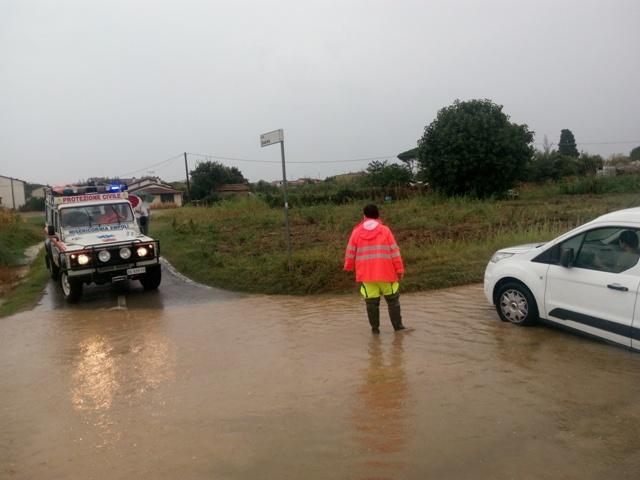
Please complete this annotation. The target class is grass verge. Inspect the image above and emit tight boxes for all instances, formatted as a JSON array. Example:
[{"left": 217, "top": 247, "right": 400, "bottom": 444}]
[
  {"left": 152, "top": 190, "right": 640, "bottom": 295},
  {"left": 0, "top": 211, "right": 43, "bottom": 266},
  {"left": 0, "top": 249, "right": 49, "bottom": 318}
]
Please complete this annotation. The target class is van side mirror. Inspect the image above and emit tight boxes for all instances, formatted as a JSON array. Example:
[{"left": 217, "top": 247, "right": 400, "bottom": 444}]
[
  {"left": 560, "top": 248, "right": 574, "bottom": 268},
  {"left": 47, "top": 225, "right": 55, "bottom": 236}
]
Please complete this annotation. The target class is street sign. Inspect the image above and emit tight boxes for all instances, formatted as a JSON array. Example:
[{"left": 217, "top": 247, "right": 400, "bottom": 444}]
[
  {"left": 258, "top": 128, "right": 292, "bottom": 269},
  {"left": 260, "top": 129, "right": 284, "bottom": 147}
]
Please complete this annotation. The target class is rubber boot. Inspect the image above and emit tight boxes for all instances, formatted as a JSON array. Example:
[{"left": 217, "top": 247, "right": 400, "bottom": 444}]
[
  {"left": 365, "top": 297, "right": 381, "bottom": 333},
  {"left": 386, "top": 293, "right": 405, "bottom": 331}
]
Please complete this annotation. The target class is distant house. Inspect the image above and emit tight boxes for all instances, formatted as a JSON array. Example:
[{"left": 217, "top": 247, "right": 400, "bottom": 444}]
[
  {"left": 332, "top": 172, "right": 366, "bottom": 183},
  {"left": 0, "top": 175, "right": 26, "bottom": 209},
  {"left": 596, "top": 166, "right": 617, "bottom": 177},
  {"left": 216, "top": 183, "right": 251, "bottom": 197},
  {"left": 270, "top": 178, "right": 321, "bottom": 187},
  {"left": 614, "top": 162, "right": 640, "bottom": 175},
  {"left": 128, "top": 179, "right": 184, "bottom": 208},
  {"left": 30, "top": 187, "right": 46, "bottom": 198}
]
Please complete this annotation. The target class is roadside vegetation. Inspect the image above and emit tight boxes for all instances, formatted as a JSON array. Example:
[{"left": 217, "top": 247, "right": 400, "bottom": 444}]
[
  {"left": 152, "top": 181, "right": 640, "bottom": 295},
  {"left": 0, "top": 210, "right": 42, "bottom": 267},
  {"left": 0, "top": 210, "right": 46, "bottom": 317},
  {"left": 0, "top": 249, "right": 49, "bottom": 318}
]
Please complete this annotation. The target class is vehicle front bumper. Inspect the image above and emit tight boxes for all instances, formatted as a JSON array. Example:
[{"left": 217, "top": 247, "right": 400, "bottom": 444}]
[
  {"left": 483, "top": 262, "right": 497, "bottom": 304},
  {"left": 67, "top": 257, "right": 160, "bottom": 282}
]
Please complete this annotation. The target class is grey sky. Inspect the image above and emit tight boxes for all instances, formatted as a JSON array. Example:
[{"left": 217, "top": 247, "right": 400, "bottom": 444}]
[{"left": 2, "top": 0, "right": 639, "bottom": 185}]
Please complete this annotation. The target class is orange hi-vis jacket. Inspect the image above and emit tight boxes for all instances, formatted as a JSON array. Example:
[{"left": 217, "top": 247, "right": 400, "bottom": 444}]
[{"left": 344, "top": 218, "right": 404, "bottom": 282}]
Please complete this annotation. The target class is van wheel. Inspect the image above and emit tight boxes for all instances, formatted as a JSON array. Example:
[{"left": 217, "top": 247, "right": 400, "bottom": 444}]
[
  {"left": 496, "top": 282, "right": 538, "bottom": 326},
  {"left": 60, "top": 272, "right": 83, "bottom": 302},
  {"left": 46, "top": 250, "right": 60, "bottom": 280},
  {"left": 140, "top": 265, "right": 161, "bottom": 290}
]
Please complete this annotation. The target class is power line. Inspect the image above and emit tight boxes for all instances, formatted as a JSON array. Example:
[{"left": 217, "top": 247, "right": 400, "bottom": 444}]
[
  {"left": 119, "top": 139, "right": 640, "bottom": 179},
  {"left": 118, "top": 153, "right": 184, "bottom": 177},
  {"left": 187, "top": 152, "right": 396, "bottom": 164},
  {"left": 575, "top": 140, "right": 640, "bottom": 145},
  {"left": 534, "top": 140, "right": 640, "bottom": 146}
]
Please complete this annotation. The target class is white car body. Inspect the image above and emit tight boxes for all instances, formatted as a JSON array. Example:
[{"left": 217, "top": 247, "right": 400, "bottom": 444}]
[{"left": 484, "top": 207, "right": 640, "bottom": 351}]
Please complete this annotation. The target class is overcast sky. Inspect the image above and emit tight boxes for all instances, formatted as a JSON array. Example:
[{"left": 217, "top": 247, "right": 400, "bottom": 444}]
[{"left": 2, "top": 0, "right": 639, "bottom": 185}]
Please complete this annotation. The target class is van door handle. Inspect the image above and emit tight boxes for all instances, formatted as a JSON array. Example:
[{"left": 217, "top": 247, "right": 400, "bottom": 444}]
[{"left": 607, "top": 283, "right": 629, "bottom": 292}]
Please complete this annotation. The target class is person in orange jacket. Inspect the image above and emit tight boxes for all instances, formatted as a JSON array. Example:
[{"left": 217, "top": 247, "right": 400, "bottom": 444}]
[{"left": 344, "top": 204, "right": 408, "bottom": 334}]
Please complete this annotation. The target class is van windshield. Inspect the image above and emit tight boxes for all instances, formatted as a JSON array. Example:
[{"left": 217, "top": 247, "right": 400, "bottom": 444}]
[{"left": 59, "top": 203, "right": 134, "bottom": 228}]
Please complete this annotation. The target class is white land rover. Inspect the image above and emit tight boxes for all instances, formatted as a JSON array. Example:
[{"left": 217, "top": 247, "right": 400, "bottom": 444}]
[
  {"left": 44, "top": 185, "right": 161, "bottom": 302},
  {"left": 484, "top": 207, "right": 640, "bottom": 351}
]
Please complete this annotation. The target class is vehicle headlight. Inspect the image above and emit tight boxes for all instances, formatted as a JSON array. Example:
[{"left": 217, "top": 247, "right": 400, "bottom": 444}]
[
  {"left": 491, "top": 252, "right": 515, "bottom": 263},
  {"left": 119, "top": 247, "right": 131, "bottom": 260},
  {"left": 98, "top": 250, "right": 111, "bottom": 262},
  {"left": 136, "top": 246, "right": 148, "bottom": 257},
  {"left": 77, "top": 253, "right": 90, "bottom": 265}
]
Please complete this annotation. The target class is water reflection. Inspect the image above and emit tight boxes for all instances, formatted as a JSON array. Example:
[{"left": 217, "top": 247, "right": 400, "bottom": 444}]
[
  {"left": 351, "top": 334, "right": 410, "bottom": 478},
  {"left": 66, "top": 309, "right": 175, "bottom": 446}
]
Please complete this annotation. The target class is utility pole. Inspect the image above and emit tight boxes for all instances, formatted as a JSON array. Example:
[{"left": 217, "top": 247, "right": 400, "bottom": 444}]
[
  {"left": 10, "top": 177, "right": 15, "bottom": 210},
  {"left": 280, "top": 139, "right": 293, "bottom": 269},
  {"left": 260, "top": 129, "right": 292, "bottom": 270},
  {"left": 184, "top": 152, "right": 191, "bottom": 203}
]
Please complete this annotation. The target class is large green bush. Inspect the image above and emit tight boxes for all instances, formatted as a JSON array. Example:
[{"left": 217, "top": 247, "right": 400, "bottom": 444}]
[{"left": 418, "top": 99, "right": 534, "bottom": 198}]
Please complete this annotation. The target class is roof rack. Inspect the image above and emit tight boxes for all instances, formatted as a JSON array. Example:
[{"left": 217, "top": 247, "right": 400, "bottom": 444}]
[{"left": 47, "top": 183, "right": 129, "bottom": 197}]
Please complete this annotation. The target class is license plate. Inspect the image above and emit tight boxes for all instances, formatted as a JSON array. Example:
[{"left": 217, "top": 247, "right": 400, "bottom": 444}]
[{"left": 127, "top": 267, "right": 146, "bottom": 276}]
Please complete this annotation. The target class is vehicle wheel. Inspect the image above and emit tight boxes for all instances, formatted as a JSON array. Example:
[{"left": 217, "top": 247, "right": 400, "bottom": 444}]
[
  {"left": 139, "top": 265, "right": 161, "bottom": 290},
  {"left": 60, "top": 271, "right": 83, "bottom": 303},
  {"left": 496, "top": 282, "right": 538, "bottom": 326},
  {"left": 46, "top": 250, "right": 60, "bottom": 280}
]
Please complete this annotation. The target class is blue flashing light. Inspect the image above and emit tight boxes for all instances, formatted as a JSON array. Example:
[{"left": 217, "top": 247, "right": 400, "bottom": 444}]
[{"left": 108, "top": 184, "right": 121, "bottom": 192}]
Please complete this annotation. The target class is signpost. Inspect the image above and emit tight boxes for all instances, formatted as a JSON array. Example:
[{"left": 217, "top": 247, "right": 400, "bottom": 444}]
[{"left": 260, "top": 129, "right": 292, "bottom": 269}]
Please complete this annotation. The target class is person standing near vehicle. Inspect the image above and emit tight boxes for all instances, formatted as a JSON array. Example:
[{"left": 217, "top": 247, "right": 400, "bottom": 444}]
[
  {"left": 134, "top": 197, "right": 150, "bottom": 235},
  {"left": 344, "top": 204, "right": 408, "bottom": 334}
]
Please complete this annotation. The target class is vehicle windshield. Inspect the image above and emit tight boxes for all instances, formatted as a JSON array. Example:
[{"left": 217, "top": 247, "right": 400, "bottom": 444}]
[{"left": 59, "top": 202, "right": 134, "bottom": 228}]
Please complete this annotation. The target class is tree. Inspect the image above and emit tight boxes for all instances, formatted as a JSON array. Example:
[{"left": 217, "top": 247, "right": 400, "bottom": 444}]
[
  {"left": 630, "top": 146, "right": 640, "bottom": 161},
  {"left": 366, "top": 160, "right": 412, "bottom": 188},
  {"left": 527, "top": 150, "right": 562, "bottom": 182},
  {"left": 579, "top": 153, "right": 603, "bottom": 174},
  {"left": 417, "top": 99, "right": 534, "bottom": 198},
  {"left": 190, "top": 161, "right": 246, "bottom": 200},
  {"left": 397, "top": 147, "right": 419, "bottom": 175},
  {"left": 252, "top": 180, "right": 278, "bottom": 194},
  {"left": 558, "top": 129, "right": 579, "bottom": 157}
]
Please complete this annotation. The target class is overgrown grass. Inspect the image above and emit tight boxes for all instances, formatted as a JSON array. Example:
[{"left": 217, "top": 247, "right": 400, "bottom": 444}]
[
  {"left": 0, "top": 210, "right": 43, "bottom": 266},
  {"left": 0, "top": 249, "right": 49, "bottom": 318},
  {"left": 152, "top": 189, "right": 640, "bottom": 295},
  {"left": 557, "top": 174, "right": 640, "bottom": 195}
]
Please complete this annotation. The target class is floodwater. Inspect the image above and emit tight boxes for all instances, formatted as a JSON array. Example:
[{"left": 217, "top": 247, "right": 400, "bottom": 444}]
[{"left": 1, "top": 264, "right": 640, "bottom": 479}]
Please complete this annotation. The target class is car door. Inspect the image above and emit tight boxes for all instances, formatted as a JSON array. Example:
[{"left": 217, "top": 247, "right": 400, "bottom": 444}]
[
  {"left": 543, "top": 226, "right": 640, "bottom": 348},
  {"left": 632, "top": 308, "right": 640, "bottom": 351}
]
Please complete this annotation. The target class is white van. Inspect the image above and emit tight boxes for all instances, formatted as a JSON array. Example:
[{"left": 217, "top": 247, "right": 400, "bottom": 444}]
[{"left": 485, "top": 207, "right": 640, "bottom": 350}]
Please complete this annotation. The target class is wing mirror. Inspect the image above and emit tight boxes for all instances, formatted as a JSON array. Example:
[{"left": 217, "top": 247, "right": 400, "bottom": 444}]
[
  {"left": 560, "top": 248, "right": 574, "bottom": 268},
  {"left": 47, "top": 225, "right": 55, "bottom": 236}
]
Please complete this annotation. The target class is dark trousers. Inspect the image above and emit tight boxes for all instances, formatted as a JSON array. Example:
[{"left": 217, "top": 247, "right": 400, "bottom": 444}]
[
  {"left": 365, "top": 293, "right": 404, "bottom": 331},
  {"left": 138, "top": 216, "right": 149, "bottom": 235}
]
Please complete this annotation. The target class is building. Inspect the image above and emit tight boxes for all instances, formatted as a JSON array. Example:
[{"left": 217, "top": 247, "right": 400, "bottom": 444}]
[
  {"left": 270, "top": 178, "right": 321, "bottom": 187},
  {"left": 128, "top": 179, "right": 184, "bottom": 208},
  {"left": 0, "top": 175, "right": 26, "bottom": 209},
  {"left": 30, "top": 186, "right": 46, "bottom": 198},
  {"left": 216, "top": 183, "right": 251, "bottom": 197}
]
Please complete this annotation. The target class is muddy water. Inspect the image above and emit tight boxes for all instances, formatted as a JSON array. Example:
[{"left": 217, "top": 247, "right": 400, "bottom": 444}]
[{"left": 1, "top": 268, "right": 640, "bottom": 479}]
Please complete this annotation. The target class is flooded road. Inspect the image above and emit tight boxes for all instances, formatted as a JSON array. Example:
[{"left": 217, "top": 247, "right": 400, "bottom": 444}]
[{"left": 2, "top": 265, "right": 640, "bottom": 479}]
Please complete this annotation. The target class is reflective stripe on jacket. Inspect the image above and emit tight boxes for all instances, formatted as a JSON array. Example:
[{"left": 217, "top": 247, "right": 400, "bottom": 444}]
[{"left": 344, "top": 219, "right": 404, "bottom": 282}]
